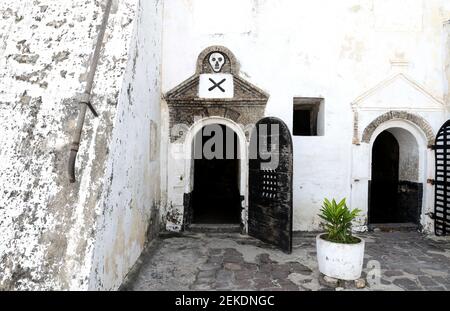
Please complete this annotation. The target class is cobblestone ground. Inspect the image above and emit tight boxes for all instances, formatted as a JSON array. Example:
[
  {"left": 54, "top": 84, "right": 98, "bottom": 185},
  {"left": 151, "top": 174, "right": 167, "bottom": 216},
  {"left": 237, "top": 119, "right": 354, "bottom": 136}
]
[{"left": 121, "top": 232, "right": 450, "bottom": 291}]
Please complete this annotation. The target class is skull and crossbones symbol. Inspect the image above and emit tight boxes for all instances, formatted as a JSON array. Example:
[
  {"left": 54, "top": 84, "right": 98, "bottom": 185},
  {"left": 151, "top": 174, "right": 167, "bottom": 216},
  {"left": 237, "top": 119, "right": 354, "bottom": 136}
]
[
  {"left": 206, "top": 52, "right": 227, "bottom": 93},
  {"left": 208, "top": 78, "right": 226, "bottom": 92},
  {"left": 209, "top": 52, "right": 225, "bottom": 73}
]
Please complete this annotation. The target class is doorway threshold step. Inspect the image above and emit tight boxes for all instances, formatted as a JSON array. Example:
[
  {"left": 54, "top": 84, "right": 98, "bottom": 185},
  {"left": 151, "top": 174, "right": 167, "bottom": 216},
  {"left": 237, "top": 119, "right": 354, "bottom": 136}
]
[
  {"left": 187, "top": 224, "right": 241, "bottom": 233},
  {"left": 369, "top": 223, "right": 418, "bottom": 232}
]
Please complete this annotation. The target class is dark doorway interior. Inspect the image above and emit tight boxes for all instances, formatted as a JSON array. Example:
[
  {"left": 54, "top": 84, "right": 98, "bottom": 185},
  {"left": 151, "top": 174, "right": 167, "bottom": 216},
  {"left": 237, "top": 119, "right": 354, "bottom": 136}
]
[
  {"left": 370, "top": 130, "right": 422, "bottom": 225},
  {"left": 370, "top": 131, "right": 400, "bottom": 223},
  {"left": 192, "top": 124, "right": 241, "bottom": 224}
]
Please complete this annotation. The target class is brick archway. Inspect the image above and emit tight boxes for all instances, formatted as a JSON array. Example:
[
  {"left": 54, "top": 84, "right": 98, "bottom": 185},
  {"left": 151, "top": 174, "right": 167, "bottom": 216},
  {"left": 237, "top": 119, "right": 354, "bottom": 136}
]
[{"left": 361, "top": 111, "right": 435, "bottom": 146}]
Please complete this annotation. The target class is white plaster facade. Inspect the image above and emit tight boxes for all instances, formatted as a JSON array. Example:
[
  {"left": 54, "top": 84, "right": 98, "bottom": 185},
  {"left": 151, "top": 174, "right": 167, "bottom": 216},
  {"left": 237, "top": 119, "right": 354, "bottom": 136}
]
[
  {"left": 0, "top": 0, "right": 449, "bottom": 290},
  {"left": 161, "top": 0, "right": 450, "bottom": 232}
]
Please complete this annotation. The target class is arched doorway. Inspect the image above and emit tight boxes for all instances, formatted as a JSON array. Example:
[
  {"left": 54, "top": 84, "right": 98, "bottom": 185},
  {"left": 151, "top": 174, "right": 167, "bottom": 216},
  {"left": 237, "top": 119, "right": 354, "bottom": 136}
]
[
  {"left": 191, "top": 124, "right": 241, "bottom": 224},
  {"left": 369, "top": 128, "right": 422, "bottom": 225},
  {"left": 370, "top": 131, "right": 400, "bottom": 223}
]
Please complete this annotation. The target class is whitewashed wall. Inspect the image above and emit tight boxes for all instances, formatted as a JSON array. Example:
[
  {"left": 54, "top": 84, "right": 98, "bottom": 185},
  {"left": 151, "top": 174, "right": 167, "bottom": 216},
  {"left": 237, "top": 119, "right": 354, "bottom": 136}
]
[
  {"left": 88, "top": 0, "right": 163, "bottom": 290},
  {"left": 161, "top": 0, "right": 450, "bottom": 231},
  {"left": 0, "top": 0, "right": 163, "bottom": 290},
  {"left": 1, "top": 0, "right": 450, "bottom": 291}
]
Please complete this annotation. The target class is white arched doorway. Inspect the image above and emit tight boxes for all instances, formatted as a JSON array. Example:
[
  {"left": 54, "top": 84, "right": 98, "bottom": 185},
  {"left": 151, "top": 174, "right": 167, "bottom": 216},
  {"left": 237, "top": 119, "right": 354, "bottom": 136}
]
[
  {"left": 368, "top": 123, "right": 426, "bottom": 225},
  {"left": 183, "top": 117, "right": 249, "bottom": 230},
  {"left": 351, "top": 119, "right": 433, "bottom": 231}
]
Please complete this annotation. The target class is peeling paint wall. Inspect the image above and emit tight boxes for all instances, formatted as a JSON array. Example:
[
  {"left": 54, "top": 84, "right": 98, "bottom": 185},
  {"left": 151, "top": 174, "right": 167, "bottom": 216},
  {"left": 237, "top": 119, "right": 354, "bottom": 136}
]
[
  {"left": 445, "top": 20, "right": 450, "bottom": 107},
  {"left": 388, "top": 128, "right": 419, "bottom": 182},
  {"left": 2, "top": 0, "right": 450, "bottom": 291},
  {"left": 0, "top": 0, "right": 142, "bottom": 290},
  {"left": 161, "top": 0, "right": 450, "bottom": 232},
  {"left": 88, "top": 0, "right": 163, "bottom": 290}
]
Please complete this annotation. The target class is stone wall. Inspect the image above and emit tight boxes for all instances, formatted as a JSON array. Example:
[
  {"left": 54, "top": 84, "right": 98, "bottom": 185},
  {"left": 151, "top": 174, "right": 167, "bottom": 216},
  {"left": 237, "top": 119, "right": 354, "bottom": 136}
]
[
  {"left": 88, "top": 0, "right": 163, "bottom": 290},
  {"left": 0, "top": 0, "right": 162, "bottom": 290}
]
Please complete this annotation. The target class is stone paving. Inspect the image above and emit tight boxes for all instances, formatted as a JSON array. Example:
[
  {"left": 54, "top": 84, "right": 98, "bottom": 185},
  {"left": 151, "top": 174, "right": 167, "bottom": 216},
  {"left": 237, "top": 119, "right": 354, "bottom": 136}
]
[{"left": 121, "top": 231, "right": 450, "bottom": 291}]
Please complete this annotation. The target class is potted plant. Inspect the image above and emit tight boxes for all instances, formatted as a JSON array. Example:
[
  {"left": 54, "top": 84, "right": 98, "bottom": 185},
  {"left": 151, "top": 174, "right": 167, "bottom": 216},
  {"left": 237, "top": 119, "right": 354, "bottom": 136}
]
[{"left": 316, "top": 198, "right": 365, "bottom": 281}]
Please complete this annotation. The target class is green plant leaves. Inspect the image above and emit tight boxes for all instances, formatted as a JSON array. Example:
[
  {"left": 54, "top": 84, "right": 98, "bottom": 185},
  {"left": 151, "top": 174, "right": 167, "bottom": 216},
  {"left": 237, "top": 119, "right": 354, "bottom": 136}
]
[{"left": 319, "top": 198, "right": 361, "bottom": 244}]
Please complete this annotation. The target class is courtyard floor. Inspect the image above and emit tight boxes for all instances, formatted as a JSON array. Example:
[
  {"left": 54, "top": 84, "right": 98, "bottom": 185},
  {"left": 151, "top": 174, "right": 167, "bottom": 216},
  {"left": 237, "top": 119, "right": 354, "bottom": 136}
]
[{"left": 121, "top": 231, "right": 450, "bottom": 291}]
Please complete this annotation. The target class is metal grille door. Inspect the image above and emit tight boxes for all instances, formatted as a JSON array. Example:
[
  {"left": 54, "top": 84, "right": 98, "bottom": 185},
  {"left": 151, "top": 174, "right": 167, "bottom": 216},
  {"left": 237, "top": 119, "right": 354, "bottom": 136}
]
[{"left": 434, "top": 120, "right": 450, "bottom": 236}]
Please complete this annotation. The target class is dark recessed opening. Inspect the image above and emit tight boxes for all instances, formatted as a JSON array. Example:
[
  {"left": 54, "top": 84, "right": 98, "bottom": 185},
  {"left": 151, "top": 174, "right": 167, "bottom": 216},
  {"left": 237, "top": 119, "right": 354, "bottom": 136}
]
[
  {"left": 369, "top": 130, "right": 422, "bottom": 225},
  {"left": 293, "top": 98, "right": 323, "bottom": 136},
  {"left": 192, "top": 124, "right": 241, "bottom": 224},
  {"left": 293, "top": 109, "right": 313, "bottom": 136},
  {"left": 370, "top": 131, "right": 400, "bottom": 223}
]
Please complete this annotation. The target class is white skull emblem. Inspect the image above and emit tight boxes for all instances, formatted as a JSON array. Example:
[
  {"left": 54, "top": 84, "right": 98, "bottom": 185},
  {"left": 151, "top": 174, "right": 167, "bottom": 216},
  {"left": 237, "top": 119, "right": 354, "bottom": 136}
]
[{"left": 209, "top": 52, "right": 225, "bottom": 72}]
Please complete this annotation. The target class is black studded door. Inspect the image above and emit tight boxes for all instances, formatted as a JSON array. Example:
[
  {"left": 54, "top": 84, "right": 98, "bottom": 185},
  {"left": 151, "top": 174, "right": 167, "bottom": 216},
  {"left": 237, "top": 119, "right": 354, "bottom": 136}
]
[
  {"left": 248, "top": 117, "right": 293, "bottom": 253},
  {"left": 434, "top": 120, "right": 450, "bottom": 236}
]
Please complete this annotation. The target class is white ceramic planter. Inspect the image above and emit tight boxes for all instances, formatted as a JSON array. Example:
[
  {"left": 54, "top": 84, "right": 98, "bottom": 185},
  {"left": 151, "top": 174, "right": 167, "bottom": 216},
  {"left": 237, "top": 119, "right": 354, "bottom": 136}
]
[{"left": 316, "top": 234, "right": 365, "bottom": 281}]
